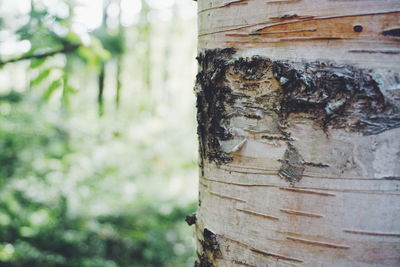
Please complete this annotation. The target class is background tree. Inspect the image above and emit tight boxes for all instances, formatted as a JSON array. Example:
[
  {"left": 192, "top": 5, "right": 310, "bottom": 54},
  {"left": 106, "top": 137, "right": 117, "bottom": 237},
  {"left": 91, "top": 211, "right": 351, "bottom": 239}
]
[{"left": 194, "top": 0, "right": 400, "bottom": 266}]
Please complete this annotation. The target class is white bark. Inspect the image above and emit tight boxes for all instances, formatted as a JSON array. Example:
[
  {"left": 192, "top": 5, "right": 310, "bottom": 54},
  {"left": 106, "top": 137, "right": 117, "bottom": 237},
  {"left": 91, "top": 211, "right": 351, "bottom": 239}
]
[{"left": 194, "top": 1, "right": 400, "bottom": 266}]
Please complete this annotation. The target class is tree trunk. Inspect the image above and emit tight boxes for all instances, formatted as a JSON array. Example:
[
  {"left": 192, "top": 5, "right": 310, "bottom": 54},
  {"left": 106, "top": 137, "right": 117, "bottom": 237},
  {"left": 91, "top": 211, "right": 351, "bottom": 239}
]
[{"left": 194, "top": 1, "right": 400, "bottom": 266}]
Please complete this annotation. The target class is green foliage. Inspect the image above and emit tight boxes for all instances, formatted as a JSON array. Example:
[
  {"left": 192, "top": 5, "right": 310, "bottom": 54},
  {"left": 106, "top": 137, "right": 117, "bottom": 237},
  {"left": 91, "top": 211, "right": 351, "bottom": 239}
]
[
  {"left": 77, "top": 37, "right": 111, "bottom": 67},
  {"left": 0, "top": 95, "right": 196, "bottom": 266},
  {"left": 16, "top": 10, "right": 68, "bottom": 55},
  {"left": 30, "top": 58, "right": 47, "bottom": 69},
  {"left": 43, "top": 79, "right": 62, "bottom": 100},
  {"left": 0, "top": 1, "right": 198, "bottom": 266},
  {"left": 10, "top": 3, "right": 110, "bottom": 104},
  {"left": 93, "top": 28, "right": 125, "bottom": 57},
  {"left": 0, "top": 195, "right": 195, "bottom": 267},
  {"left": 31, "top": 68, "right": 53, "bottom": 87},
  {"left": 0, "top": 92, "right": 67, "bottom": 182}
]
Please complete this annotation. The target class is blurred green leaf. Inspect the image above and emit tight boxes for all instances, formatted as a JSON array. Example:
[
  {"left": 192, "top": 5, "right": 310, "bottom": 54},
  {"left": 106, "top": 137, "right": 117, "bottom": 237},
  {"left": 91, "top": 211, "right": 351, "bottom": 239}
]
[
  {"left": 65, "top": 32, "right": 81, "bottom": 45},
  {"left": 93, "top": 28, "right": 125, "bottom": 56},
  {"left": 31, "top": 69, "right": 52, "bottom": 87},
  {"left": 0, "top": 91, "right": 23, "bottom": 103},
  {"left": 77, "top": 38, "right": 111, "bottom": 67},
  {"left": 43, "top": 79, "right": 62, "bottom": 101},
  {"left": 30, "top": 58, "right": 47, "bottom": 69}
]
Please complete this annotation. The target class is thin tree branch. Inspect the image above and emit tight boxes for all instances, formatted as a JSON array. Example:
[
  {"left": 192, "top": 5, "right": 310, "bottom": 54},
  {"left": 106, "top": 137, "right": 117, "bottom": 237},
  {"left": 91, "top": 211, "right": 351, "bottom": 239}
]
[{"left": 0, "top": 43, "right": 81, "bottom": 66}]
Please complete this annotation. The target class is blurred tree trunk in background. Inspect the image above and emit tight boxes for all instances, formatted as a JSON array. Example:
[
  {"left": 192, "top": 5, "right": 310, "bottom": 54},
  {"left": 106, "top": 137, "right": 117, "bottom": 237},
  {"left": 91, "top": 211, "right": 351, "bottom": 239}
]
[
  {"left": 97, "top": 0, "right": 110, "bottom": 116},
  {"left": 115, "top": 0, "right": 124, "bottom": 108},
  {"left": 140, "top": 0, "right": 152, "bottom": 92},
  {"left": 194, "top": 0, "right": 400, "bottom": 266},
  {"left": 115, "top": 54, "right": 122, "bottom": 108},
  {"left": 98, "top": 62, "right": 105, "bottom": 116}
]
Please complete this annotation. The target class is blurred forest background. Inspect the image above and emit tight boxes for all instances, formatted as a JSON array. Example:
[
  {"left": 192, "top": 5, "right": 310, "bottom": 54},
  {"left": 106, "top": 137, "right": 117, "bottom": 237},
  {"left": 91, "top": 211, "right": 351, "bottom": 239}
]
[{"left": 0, "top": 0, "right": 198, "bottom": 266}]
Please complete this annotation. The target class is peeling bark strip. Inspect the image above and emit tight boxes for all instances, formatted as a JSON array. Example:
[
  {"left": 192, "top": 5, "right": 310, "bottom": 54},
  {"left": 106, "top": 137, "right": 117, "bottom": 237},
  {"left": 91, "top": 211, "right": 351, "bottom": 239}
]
[{"left": 196, "top": 48, "right": 400, "bottom": 168}]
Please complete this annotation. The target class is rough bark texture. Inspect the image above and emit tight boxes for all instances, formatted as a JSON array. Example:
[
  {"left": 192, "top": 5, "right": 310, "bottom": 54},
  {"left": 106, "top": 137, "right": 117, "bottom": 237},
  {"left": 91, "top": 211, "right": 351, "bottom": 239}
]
[{"left": 194, "top": 0, "right": 400, "bottom": 266}]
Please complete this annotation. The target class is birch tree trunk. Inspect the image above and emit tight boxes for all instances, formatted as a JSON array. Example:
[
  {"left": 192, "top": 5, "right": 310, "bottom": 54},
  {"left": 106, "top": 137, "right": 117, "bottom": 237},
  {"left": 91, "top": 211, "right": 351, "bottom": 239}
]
[{"left": 193, "top": 1, "right": 400, "bottom": 266}]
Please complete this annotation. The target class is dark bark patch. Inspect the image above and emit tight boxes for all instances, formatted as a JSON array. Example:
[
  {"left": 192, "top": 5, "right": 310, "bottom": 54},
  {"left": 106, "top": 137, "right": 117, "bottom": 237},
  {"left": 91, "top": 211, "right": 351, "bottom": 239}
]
[
  {"left": 356, "top": 115, "right": 400, "bottom": 135},
  {"left": 196, "top": 48, "right": 236, "bottom": 166},
  {"left": 383, "top": 176, "right": 400, "bottom": 180},
  {"left": 185, "top": 213, "right": 197, "bottom": 226},
  {"left": 278, "top": 144, "right": 329, "bottom": 183},
  {"left": 196, "top": 49, "right": 400, "bottom": 171},
  {"left": 274, "top": 61, "right": 400, "bottom": 135},
  {"left": 195, "top": 228, "right": 221, "bottom": 267},
  {"left": 303, "top": 161, "right": 329, "bottom": 168},
  {"left": 278, "top": 143, "right": 305, "bottom": 184},
  {"left": 261, "top": 134, "right": 293, "bottom": 141},
  {"left": 382, "top": 28, "right": 400, "bottom": 37},
  {"left": 271, "top": 60, "right": 397, "bottom": 133},
  {"left": 202, "top": 228, "right": 221, "bottom": 257},
  {"left": 232, "top": 260, "right": 256, "bottom": 267},
  {"left": 353, "top": 25, "right": 363, "bottom": 33},
  {"left": 195, "top": 253, "right": 213, "bottom": 267},
  {"left": 232, "top": 56, "right": 271, "bottom": 80}
]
